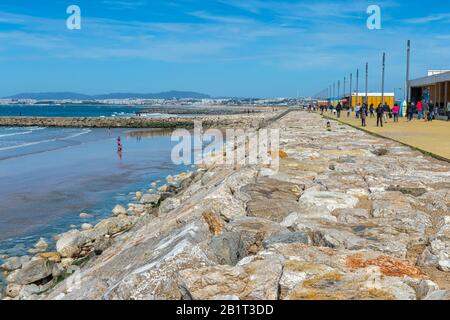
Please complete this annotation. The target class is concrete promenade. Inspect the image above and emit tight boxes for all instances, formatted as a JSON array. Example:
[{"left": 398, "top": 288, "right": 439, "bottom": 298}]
[{"left": 321, "top": 110, "right": 450, "bottom": 161}]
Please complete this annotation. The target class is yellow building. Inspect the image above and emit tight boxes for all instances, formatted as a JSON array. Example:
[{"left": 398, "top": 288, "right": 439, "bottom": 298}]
[{"left": 351, "top": 92, "right": 395, "bottom": 107}]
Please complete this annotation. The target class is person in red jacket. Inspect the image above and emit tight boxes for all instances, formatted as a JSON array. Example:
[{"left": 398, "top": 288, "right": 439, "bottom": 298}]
[
  {"left": 392, "top": 104, "right": 400, "bottom": 123},
  {"left": 416, "top": 100, "right": 423, "bottom": 120}
]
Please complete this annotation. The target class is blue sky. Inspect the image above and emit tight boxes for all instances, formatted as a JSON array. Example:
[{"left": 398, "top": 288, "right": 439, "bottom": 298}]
[{"left": 0, "top": 0, "right": 449, "bottom": 98}]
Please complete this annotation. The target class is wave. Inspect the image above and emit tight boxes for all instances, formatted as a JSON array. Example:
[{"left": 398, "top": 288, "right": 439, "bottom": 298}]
[
  {"left": 0, "top": 129, "right": 92, "bottom": 151},
  {"left": 140, "top": 113, "right": 171, "bottom": 117},
  {"left": 0, "top": 127, "right": 47, "bottom": 138},
  {"left": 0, "top": 131, "right": 33, "bottom": 138}
]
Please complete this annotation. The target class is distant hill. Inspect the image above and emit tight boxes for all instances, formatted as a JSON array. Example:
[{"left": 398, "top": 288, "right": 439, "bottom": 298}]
[
  {"left": 5, "top": 91, "right": 211, "bottom": 100},
  {"left": 5, "top": 92, "right": 92, "bottom": 100}
]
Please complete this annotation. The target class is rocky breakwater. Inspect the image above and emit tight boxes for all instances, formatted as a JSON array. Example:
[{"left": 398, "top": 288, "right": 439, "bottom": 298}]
[
  {"left": 0, "top": 171, "right": 196, "bottom": 300},
  {"left": 0, "top": 110, "right": 280, "bottom": 129},
  {"left": 3, "top": 110, "right": 450, "bottom": 300}
]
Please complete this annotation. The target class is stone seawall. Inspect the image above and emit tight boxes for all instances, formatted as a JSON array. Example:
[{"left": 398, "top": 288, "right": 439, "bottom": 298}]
[{"left": 2, "top": 110, "right": 449, "bottom": 300}]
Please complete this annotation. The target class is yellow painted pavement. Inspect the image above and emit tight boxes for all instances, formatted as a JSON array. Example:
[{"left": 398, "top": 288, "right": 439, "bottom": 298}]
[{"left": 321, "top": 111, "right": 450, "bottom": 161}]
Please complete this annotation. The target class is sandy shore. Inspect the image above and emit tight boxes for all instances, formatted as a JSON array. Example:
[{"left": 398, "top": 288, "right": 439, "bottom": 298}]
[{"left": 2, "top": 110, "right": 450, "bottom": 300}]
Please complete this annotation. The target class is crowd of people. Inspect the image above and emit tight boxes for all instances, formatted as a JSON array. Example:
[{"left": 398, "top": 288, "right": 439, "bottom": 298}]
[{"left": 318, "top": 99, "right": 444, "bottom": 128}]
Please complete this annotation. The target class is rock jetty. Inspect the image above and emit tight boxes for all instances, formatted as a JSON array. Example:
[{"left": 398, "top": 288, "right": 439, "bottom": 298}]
[
  {"left": 2, "top": 110, "right": 449, "bottom": 300},
  {"left": 0, "top": 110, "right": 281, "bottom": 129}
]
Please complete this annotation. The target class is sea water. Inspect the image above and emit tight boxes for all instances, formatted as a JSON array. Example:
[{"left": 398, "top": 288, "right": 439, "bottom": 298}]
[{"left": 0, "top": 125, "right": 194, "bottom": 290}]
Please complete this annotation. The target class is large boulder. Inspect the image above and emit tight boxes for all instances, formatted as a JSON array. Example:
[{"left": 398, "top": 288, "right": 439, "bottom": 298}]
[
  {"left": 298, "top": 190, "right": 358, "bottom": 213},
  {"left": 56, "top": 230, "right": 85, "bottom": 258},
  {"left": 178, "top": 253, "right": 284, "bottom": 300},
  {"left": 13, "top": 257, "right": 54, "bottom": 285},
  {"left": 112, "top": 205, "right": 127, "bottom": 216},
  {"left": 159, "top": 197, "right": 181, "bottom": 214},
  {"left": 209, "top": 232, "right": 245, "bottom": 266},
  {"left": 94, "top": 216, "right": 134, "bottom": 236},
  {"left": 140, "top": 193, "right": 161, "bottom": 205},
  {"left": 1, "top": 256, "right": 29, "bottom": 272},
  {"left": 263, "top": 232, "right": 310, "bottom": 248},
  {"left": 242, "top": 178, "right": 303, "bottom": 223}
]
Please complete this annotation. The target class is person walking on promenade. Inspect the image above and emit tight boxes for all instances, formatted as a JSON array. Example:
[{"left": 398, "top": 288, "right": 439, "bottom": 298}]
[
  {"left": 361, "top": 103, "right": 368, "bottom": 127},
  {"left": 416, "top": 100, "right": 423, "bottom": 120},
  {"left": 392, "top": 103, "right": 400, "bottom": 123},
  {"left": 423, "top": 101, "right": 430, "bottom": 121},
  {"left": 336, "top": 102, "right": 342, "bottom": 118},
  {"left": 383, "top": 103, "right": 390, "bottom": 123},
  {"left": 447, "top": 102, "right": 450, "bottom": 121},
  {"left": 426, "top": 101, "right": 434, "bottom": 121},
  {"left": 376, "top": 103, "right": 384, "bottom": 127},
  {"left": 369, "top": 104, "right": 375, "bottom": 118},
  {"left": 406, "top": 102, "right": 413, "bottom": 121}
]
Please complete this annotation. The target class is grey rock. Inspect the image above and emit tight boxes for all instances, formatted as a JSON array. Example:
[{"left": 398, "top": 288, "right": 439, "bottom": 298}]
[
  {"left": 371, "top": 148, "right": 388, "bottom": 156},
  {"left": 209, "top": 232, "right": 245, "bottom": 266},
  {"left": 417, "top": 247, "right": 440, "bottom": 267},
  {"left": 34, "top": 238, "right": 49, "bottom": 251},
  {"left": 112, "top": 204, "right": 127, "bottom": 216},
  {"left": 416, "top": 279, "right": 440, "bottom": 300},
  {"left": 438, "top": 260, "right": 450, "bottom": 272},
  {"left": 18, "top": 284, "right": 40, "bottom": 300},
  {"left": 263, "top": 232, "right": 309, "bottom": 248},
  {"left": 94, "top": 216, "right": 134, "bottom": 236},
  {"left": 93, "top": 236, "right": 112, "bottom": 255},
  {"left": 56, "top": 230, "right": 85, "bottom": 258},
  {"left": 81, "top": 223, "right": 93, "bottom": 231},
  {"left": 140, "top": 193, "right": 161, "bottom": 205},
  {"left": 5, "top": 283, "right": 22, "bottom": 298},
  {"left": 1, "top": 256, "right": 22, "bottom": 271},
  {"left": 159, "top": 197, "right": 181, "bottom": 214},
  {"left": 52, "top": 263, "right": 65, "bottom": 278},
  {"left": 424, "top": 290, "right": 450, "bottom": 300},
  {"left": 79, "top": 212, "right": 92, "bottom": 219},
  {"left": 14, "top": 257, "right": 54, "bottom": 285},
  {"left": 386, "top": 185, "right": 427, "bottom": 197}
]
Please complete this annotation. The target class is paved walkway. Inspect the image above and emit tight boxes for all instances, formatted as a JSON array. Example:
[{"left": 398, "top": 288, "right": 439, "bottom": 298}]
[{"left": 321, "top": 111, "right": 450, "bottom": 161}]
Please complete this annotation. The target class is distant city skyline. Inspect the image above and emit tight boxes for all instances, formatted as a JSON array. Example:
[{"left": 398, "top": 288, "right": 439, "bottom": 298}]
[{"left": 0, "top": 0, "right": 449, "bottom": 98}]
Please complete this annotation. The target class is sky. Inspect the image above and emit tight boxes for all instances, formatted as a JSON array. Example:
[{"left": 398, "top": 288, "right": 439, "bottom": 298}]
[{"left": 0, "top": 0, "right": 449, "bottom": 98}]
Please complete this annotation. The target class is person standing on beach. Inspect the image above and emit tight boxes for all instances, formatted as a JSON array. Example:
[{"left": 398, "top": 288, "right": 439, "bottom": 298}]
[{"left": 376, "top": 103, "right": 384, "bottom": 127}]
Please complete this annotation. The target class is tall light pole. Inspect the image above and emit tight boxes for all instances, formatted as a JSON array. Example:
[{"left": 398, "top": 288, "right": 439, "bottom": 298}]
[
  {"left": 365, "top": 63, "right": 369, "bottom": 105},
  {"left": 406, "top": 40, "right": 411, "bottom": 103},
  {"left": 381, "top": 52, "right": 386, "bottom": 105},
  {"left": 349, "top": 73, "right": 353, "bottom": 107},
  {"left": 344, "top": 77, "right": 346, "bottom": 99},
  {"left": 338, "top": 80, "right": 340, "bottom": 99},
  {"left": 356, "top": 69, "right": 359, "bottom": 107}
]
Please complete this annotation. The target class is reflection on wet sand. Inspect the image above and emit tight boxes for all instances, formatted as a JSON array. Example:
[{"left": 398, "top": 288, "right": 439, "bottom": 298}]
[{"left": 126, "top": 128, "right": 173, "bottom": 138}]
